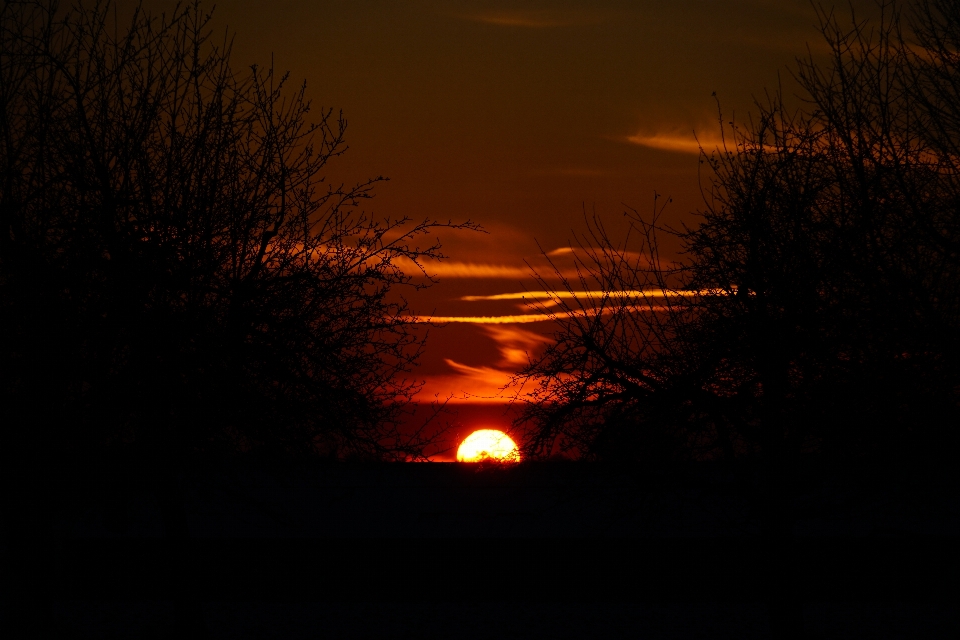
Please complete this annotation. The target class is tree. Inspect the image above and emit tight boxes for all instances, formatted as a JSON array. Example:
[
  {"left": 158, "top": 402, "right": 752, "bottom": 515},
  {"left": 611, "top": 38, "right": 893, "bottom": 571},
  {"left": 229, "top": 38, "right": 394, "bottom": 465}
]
[
  {"left": 516, "top": 0, "right": 960, "bottom": 468},
  {"left": 515, "top": 5, "right": 960, "bottom": 633},
  {"left": 0, "top": 0, "right": 474, "bottom": 474}
]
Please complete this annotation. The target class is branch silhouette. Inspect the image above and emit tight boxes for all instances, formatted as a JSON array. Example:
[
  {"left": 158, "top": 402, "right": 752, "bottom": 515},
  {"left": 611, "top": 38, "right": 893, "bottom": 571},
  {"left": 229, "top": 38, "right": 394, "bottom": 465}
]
[
  {"left": 0, "top": 0, "right": 478, "bottom": 475},
  {"left": 515, "top": 0, "right": 960, "bottom": 469}
]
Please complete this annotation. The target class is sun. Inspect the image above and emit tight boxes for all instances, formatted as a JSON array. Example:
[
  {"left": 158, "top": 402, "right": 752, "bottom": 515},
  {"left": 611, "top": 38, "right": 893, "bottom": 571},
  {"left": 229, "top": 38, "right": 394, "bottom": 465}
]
[{"left": 456, "top": 429, "right": 520, "bottom": 462}]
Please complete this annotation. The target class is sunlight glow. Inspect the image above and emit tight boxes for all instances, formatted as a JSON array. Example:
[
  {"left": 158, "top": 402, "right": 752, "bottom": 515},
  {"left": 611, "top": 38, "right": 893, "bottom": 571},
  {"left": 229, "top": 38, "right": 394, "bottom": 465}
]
[{"left": 457, "top": 429, "right": 520, "bottom": 462}]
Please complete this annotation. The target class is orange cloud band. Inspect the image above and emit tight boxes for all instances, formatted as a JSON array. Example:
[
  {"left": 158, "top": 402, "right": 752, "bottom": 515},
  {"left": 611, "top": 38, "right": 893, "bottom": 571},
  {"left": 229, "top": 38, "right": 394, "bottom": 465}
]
[
  {"left": 394, "top": 257, "right": 590, "bottom": 279},
  {"left": 409, "top": 305, "right": 675, "bottom": 324},
  {"left": 626, "top": 133, "right": 725, "bottom": 155},
  {"left": 412, "top": 314, "right": 560, "bottom": 324},
  {"left": 459, "top": 289, "right": 719, "bottom": 301},
  {"left": 393, "top": 257, "right": 534, "bottom": 279}
]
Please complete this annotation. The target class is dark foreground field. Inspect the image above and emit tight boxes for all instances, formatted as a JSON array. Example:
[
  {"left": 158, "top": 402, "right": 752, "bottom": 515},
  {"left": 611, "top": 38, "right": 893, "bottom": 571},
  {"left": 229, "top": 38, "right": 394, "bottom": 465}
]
[{"left": 3, "top": 459, "right": 958, "bottom": 637}]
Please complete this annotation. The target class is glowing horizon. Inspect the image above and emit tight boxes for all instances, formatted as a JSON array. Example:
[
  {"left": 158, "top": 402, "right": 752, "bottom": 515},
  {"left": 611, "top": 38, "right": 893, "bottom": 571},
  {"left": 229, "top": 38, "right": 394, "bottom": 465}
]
[{"left": 197, "top": 0, "right": 849, "bottom": 438}]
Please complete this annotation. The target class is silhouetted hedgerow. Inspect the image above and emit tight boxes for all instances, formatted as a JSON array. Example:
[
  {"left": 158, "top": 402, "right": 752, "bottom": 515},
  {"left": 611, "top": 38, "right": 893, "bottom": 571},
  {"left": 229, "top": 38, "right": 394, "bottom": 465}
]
[
  {"left": 0, "top": 0, "right": 476, "bottom": 473},
  {"left": 516, "top": 0, "right": 960, "bottom": 469}
]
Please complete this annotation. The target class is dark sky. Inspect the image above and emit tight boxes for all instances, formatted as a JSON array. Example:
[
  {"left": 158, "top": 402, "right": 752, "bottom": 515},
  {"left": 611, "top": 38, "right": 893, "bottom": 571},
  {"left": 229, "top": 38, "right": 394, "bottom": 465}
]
[
  {"left": 139, "top": 0, "right": 885, "bottom": 454},
  {"left": 142, "top": 1, "right": 886, "bottom": 249}
]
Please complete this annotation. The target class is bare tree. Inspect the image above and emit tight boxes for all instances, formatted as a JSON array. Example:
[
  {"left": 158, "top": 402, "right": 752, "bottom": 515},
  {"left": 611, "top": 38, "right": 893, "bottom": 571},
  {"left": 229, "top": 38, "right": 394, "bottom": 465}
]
[
  {"left": 515, "top": 0, "right": 960, "bottom": 468},
  {"left": 0, "top": 0, "right": 476, "bottom": 473},
  {"left": 513, "top": 6, "right": 960, "bottom": 633}
]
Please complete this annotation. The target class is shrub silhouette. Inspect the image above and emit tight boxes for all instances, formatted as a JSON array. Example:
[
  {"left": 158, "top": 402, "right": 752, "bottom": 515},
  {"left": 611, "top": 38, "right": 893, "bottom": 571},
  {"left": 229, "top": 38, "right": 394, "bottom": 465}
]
[
  {"left": 516, "top": 0, "right": 960, "bottom": 469},
  {"left": 0, "top": 0, "right": 474, "bottom": 474},
  {"left": 515, "top": 6, "right": 960, "bottom": 631}
]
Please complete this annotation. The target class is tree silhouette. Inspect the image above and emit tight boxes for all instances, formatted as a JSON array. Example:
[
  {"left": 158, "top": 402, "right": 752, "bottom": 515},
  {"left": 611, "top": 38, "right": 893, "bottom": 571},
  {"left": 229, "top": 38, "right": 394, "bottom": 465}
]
[
  {"left": 0, "top": 4, "right": 482, "bottom": 627},
  {"left": 516, "top": 0, "right": 960, "bottom": 469},
  {"left": 514, "top": 4, "right": 960, "bottom": 633},
  {"left": 0, "top": 0, "right": 474, "bottom": 476}
]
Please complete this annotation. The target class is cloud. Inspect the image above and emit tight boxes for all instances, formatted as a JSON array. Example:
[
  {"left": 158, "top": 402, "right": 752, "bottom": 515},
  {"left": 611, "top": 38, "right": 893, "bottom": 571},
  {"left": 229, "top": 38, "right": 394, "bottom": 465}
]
[
  {"left": 417, "top": 359, "right": 520, "bottom": 403},
  {"left": 626, "top": 131, "right": 726, "bottom": 155},
  {"left": 482, "top": 325, "right": 553, "bottom": 367},
  {"left": 407, "top": 288, "right": 719, "bottom": 324},
  {"left": 535, "top": 248, "right": 660, "bottom": 277},
  {"left": 459, "top": 289, "right": 707, "bottom": 302},
  {"left": 427, "top": 262, "right": 535, "bottom": 278},
  {"left": 396, "top": 256, "right": 587, "bottom": 280},
  {"left": 409, "top": 313, "right": 559, "bottom": 324},
  {"left": 409, "top": 304, "right": 676, "bottom": 324},
  {"left": 416, "top": 303, "right": 687, "bottom": 405},
  {"left": 544, "top": 246, "right": 659, "bottom": 266},
  {"left": 394, "top": 257, "right": 533, "bottom": 279},
  {"left": 462, "top": 9, "right": 606, "bottom": 29},
  {"left": 415, "top": 327, "right": 551, "bottom": 403}
]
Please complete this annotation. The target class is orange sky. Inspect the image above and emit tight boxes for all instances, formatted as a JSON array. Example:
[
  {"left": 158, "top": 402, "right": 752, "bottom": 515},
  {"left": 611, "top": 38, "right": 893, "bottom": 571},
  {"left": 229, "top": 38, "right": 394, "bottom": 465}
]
[{"left": 138, "top": 0, "right": 886, "bottom": 456}]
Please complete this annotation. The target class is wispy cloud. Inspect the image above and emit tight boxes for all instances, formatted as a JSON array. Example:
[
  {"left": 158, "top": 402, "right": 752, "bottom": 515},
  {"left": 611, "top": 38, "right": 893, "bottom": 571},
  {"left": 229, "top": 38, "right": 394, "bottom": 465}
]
[
  {"left": 395, "top": 257, "right": 533, "bottom": 279},
  {"left": 545, "top": 246, "right": 651, "bottom": 261},
  {"left": 419, "top": 359, "right": 519, "bottom": 403},
  {"left": 483, "top": 325, "right": 553, "bottom": 367},
  {"left": 459, "top": 289, "right": 707, "bottom": 302},
  {"left": 626, "top": 131, "right": 726, "bottom": 155},
  {"left": 410, "top": 313, "right": 558, "bottom": 324},
  {"left": 409, "top": 304, "right": 675, "bottom": 324},
  {"left": 427, "top": 262, "right": 535, "bottom": 278},
  {"left": 415, "top": 327, "right": 551, "bottom": 402},
  {"left": 397, "top": 256, "right": 588, "bottom": 279},
  {"left": 408, "top": 288, "right": 719, "bottom": 323}
]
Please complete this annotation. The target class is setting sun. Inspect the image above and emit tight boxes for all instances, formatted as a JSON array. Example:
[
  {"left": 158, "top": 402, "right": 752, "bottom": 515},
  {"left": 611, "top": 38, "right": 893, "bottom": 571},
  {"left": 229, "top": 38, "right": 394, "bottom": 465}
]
[{"left": 456, "top": 429, "right": 520, "bottom": 462}]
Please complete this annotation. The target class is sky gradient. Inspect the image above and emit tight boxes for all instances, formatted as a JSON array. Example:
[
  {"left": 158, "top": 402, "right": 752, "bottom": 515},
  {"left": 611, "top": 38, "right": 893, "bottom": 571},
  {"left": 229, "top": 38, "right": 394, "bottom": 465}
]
[{"left": 137, "top": 0, "right": 886, "bottom": 456}]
